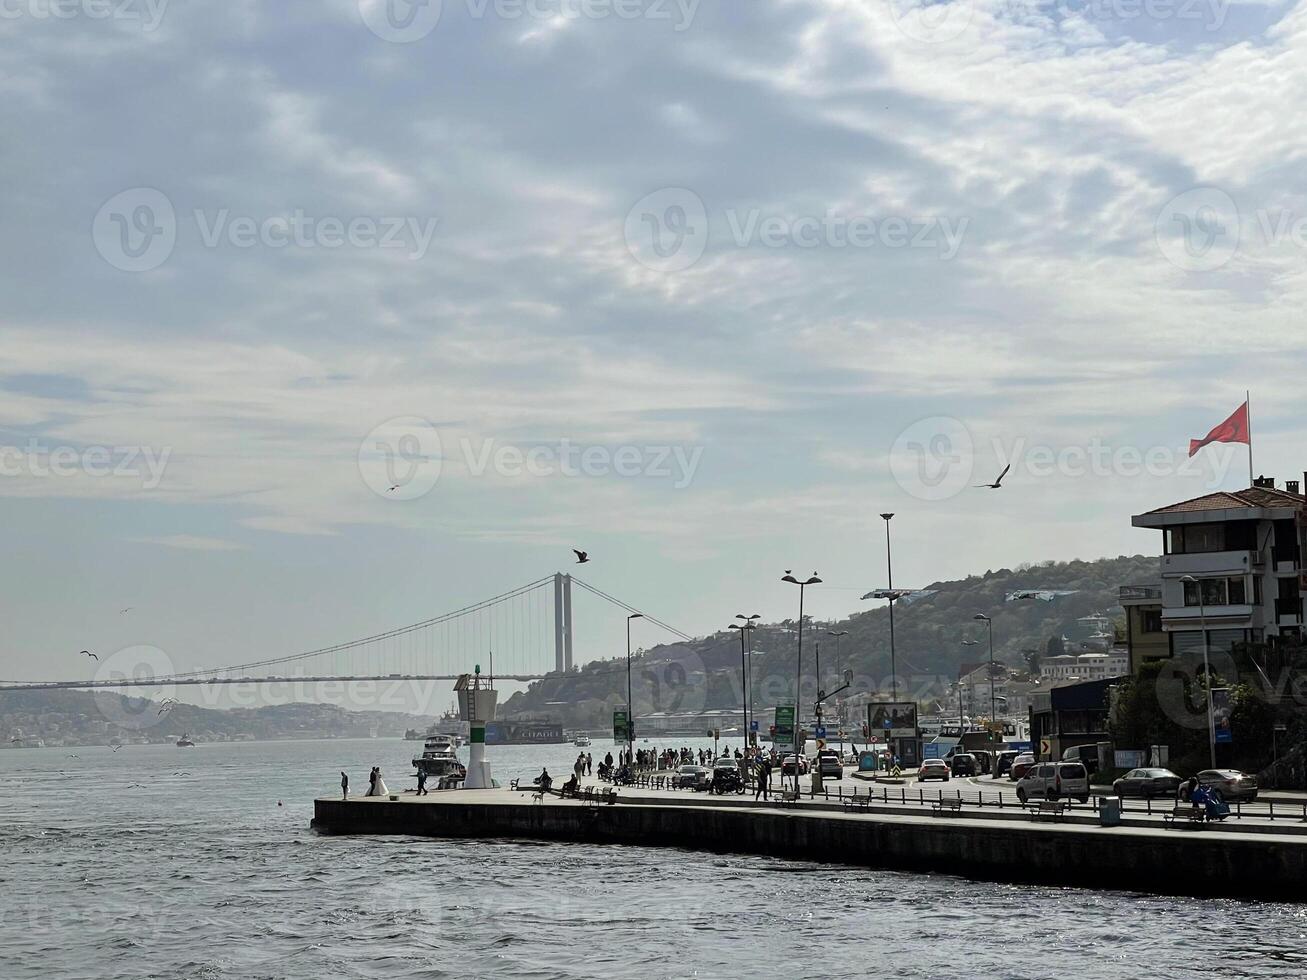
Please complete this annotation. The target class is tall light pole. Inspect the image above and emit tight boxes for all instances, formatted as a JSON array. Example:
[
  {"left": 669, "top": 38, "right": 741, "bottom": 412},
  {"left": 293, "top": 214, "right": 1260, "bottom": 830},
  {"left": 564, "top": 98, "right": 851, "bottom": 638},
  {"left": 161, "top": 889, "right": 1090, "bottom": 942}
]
[
  {"left": 973, "top": 614, "right": 996, "bottom": 727},
  {"left": 730, "top": 616, "right": 758, "bottom": 751},
  {"left": 881, "top": 513, "right": 897, "bottom": 699},
  {"left": 826, "top": 630, "right": 849, "bottom": 676},
  {"left": 826, "top": 629, "right": 849, "bottom": 742},
  {"left": 782, "top": 571, "right": 821, "bottom": 791},
  {"left": 1180, "top": 574, "right": 1217, "bottom": 768},
  {"left": 626, "top": 613, "right": 643, "bottom": 766}
]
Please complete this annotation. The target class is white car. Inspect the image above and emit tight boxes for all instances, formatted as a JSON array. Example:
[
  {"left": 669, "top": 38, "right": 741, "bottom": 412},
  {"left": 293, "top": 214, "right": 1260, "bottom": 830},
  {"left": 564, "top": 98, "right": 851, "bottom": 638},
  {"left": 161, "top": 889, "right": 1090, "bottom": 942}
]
[{"left": 1015, "top": 762, "right": 1090, "bottom": 804}]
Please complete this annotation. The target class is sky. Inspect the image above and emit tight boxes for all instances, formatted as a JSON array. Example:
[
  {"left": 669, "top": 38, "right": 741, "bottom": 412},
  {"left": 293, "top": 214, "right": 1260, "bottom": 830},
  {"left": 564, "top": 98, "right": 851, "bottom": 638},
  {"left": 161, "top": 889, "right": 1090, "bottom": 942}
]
[{"left": 3, "top": 0, "right": 1306, "bottom": 712}]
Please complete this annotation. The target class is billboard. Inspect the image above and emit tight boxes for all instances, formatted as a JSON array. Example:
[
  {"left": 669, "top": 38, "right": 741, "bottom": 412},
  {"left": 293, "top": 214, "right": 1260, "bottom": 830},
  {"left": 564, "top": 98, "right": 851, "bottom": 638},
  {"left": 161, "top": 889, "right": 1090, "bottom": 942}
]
[
  {"left": 612, "top": 708, "right": 630, "bottom": 743},
  {"left": 868, "top": 701, "right": 918, "bottom": 739},
  {"left": 774, "top": 704, "right": 796, "bottom": 753},
  {"left": 1212, "top": 688, "right": 1233, "bottom": 744}
]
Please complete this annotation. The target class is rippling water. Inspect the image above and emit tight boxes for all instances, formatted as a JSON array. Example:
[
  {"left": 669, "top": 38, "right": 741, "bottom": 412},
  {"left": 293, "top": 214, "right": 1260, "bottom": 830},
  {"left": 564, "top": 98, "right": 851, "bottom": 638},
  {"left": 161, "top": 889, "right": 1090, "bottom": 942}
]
[{"left": 2, "top": 737, "right": 1305, "bottom": 980}]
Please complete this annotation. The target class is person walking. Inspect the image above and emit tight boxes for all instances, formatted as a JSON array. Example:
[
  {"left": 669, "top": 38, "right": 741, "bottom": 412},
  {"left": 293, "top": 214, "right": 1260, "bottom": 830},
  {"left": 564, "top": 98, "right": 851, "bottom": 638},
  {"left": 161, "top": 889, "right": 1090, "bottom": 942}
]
[
  {"left": 585, "top": 753, "right": 593, "bottom": 776},
  {"left": 417, "top": 770, "right": 428, "bottom": 796},
  {"left": 341, "top": 771, "right": 349, "bottom": 799},
  {"left": 754, "top": 758, "right": 771, "bottom": 801}
]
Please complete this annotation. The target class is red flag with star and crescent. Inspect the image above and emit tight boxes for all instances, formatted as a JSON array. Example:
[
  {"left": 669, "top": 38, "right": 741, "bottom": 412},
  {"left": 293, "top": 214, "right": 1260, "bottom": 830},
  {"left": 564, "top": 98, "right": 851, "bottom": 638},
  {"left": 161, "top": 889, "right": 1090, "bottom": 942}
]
[{"left": 1189, "top": 401, "right": 1250, "bottom": 457}]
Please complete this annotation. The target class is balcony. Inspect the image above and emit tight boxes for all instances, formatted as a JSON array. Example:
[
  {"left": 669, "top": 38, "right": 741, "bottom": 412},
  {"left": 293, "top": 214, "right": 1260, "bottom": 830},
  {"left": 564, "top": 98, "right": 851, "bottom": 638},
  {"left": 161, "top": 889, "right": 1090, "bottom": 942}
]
[
  {"left": 1275, "top": 598, "right": 1302, "bottom": 626},
  {"left": 1119, "top": 585, "right": 1161, "bottom": 603},
  {"left": 1161, "top": 550, "right": 1256, "bottom": 577},
  {"left": 1161, "top": 605, "right": 1256, "bottom": 629}
]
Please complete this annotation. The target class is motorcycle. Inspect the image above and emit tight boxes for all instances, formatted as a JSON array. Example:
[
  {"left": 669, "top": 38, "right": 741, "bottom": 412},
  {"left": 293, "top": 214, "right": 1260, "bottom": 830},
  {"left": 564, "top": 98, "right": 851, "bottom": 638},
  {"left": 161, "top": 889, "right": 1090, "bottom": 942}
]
[{"left": 711, "top": 768, "right": 745, "bottom": 795}]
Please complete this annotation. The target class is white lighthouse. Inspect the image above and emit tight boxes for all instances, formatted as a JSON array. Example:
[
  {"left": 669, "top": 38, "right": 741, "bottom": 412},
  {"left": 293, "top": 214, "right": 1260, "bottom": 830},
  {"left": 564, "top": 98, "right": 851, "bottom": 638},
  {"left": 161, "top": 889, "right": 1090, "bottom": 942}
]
[{"left": 455, "top": 668, "right": 498, "bottom": 789}]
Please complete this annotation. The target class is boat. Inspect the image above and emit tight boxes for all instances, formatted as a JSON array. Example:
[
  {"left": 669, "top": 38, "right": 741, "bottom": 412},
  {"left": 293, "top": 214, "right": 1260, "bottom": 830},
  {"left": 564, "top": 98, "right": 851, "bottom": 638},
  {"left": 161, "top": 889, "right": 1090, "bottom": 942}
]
[
  {"left": 412, "top": 734, "right": 466, "bottom": 787},
  {"left": 176, "top": 734, "right": 195, "bottom": 747},
  {"left": 406, "top": 708, "right": 469, "bottom": 746},
  {"left": 573, "top": 734, "right": 592, "bottom": 747}
]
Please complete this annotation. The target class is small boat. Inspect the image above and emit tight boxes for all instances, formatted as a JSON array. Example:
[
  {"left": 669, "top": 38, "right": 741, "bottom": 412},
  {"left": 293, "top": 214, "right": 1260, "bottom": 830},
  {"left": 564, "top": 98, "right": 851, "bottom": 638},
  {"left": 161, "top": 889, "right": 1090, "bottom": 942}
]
[
  {"left": 412, "top": 734, "right": 466, "bottom": 787},
  {"left": 573, "top": 734, "right": 592, "bottom": 747},
  {"left": 176, "top": 734, "right": 195, "bottom": 747}
]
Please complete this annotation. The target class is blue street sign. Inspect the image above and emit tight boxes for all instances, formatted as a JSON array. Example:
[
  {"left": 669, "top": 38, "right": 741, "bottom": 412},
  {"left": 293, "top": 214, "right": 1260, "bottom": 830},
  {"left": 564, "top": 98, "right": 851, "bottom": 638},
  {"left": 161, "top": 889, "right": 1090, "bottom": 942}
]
[
  {"left": 883, "top": 719, "right": 891, "bottom": 729},
  {"left": 815, "top": 725, "right": 827, "bottom": 738},
  {"left": 750, "top": 720, "right": 759, "bottom": 732}
]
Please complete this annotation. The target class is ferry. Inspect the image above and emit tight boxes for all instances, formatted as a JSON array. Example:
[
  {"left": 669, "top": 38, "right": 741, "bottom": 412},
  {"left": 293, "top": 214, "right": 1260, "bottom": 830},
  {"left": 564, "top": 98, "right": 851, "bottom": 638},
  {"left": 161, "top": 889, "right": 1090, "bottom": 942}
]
[
  {"left": 486, "top": 719, "right": 567, "bottom": 745},
  {"left": 412, "top": 734, "right": 466, "bottom": 786},
  {"left": 176, "top": 733, "right": 195, "bottom": 747},
  {"left": 573, "top": 734, "right": 592, "bottom": 747},
  {"left": 405, "top": 709, "right": 468, "bottom": 747}
]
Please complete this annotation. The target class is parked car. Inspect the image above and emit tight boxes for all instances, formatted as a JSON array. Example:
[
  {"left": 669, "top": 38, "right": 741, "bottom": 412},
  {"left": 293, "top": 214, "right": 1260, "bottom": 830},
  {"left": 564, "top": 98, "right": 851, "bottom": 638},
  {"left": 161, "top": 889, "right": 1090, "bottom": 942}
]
[
  {"left": 780, "top": 754, "right": 809, "bottom": 776},
  {"left": 1197, "top": 769, "right": 1259, "bottom": 802},
  {"left": 1009, "top": 753, "right": 1036, "bottom": 781},
  {"left": 948, "top": 753, "right": 978, "bottom": 777},
  {"left": 817, "top": 752, "right": 843, "bottom": 780},
  {"left": 673, "top": 764, "right": 712, "bottom": 790},
  {"left": 917, "top": 759, "right": 951, "bottom": 782},
  {"left": 1112, "top": 767, "right": 1182, "bottom": 799},
  {"left": 1016, "top": 762, "right": 1090, "bottom": 804},
  {"left": 1060, "top": 744, "right": 1101, "bottom": 775},
  {"left": 993, "top": 750, "right": 1019, "bottom": 778}
]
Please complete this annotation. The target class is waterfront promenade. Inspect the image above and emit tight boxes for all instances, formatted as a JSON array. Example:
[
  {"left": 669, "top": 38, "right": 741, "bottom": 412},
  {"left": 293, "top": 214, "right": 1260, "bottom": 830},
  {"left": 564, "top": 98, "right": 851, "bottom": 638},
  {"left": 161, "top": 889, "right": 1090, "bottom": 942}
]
[{"left": 312, "top": 780, "right": 1307, "bottom": 901}]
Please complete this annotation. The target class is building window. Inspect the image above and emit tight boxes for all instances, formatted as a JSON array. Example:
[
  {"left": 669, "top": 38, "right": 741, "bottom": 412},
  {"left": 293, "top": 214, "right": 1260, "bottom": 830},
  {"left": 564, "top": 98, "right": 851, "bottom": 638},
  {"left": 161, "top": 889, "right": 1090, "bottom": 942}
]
[
  {"left": 1176, "top": 523, "right": 1225, "bottom": 554},
  {"left": 1142, "top": 609, "right": 1162, "bottom": 633},
  {"left": 1183, "top": 577, "right": 1250, "bottom": 607}
]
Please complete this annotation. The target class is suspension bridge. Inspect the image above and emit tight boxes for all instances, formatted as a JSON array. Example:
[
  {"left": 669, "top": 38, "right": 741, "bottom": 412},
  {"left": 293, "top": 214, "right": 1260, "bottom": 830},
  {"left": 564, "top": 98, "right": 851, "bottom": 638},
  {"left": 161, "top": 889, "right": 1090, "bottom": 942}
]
[{"left": 0, "top": 573, "right": 693, "bottom": 692}]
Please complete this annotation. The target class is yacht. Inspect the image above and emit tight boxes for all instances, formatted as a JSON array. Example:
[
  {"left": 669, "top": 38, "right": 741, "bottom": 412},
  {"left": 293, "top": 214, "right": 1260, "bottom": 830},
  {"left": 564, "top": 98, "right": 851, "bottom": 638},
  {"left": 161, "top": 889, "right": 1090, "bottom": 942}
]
[
  {"left": 412, "top": 733, "right": 466, "bottom": 786},
  {"left": 573, "top": 734, "right": 592, "bottom": 747}
]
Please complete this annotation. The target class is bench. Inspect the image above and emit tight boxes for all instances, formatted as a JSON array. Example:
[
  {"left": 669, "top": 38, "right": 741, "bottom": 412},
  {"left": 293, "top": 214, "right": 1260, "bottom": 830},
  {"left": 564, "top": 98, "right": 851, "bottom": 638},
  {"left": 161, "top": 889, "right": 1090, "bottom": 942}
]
[
  {"left": 586, "top": 788, "right": 617, "bottom": 807},
  {"left": 509, "top": 778, "right": 520, "bottom": 792},
  {"left": 841, "top": 794, "right": 871, "bottom": 811},
  {"left": 932, "top": 798, "right": 964, "bottom": 817},
  {"left": 1164, "top": 805, "right": 1207, "bottom": 826},
  {"left": 778, "top": 788, "right": 801, "bottom": 806},
  {"left": 1029, "top": 800, "right": 1065, "bottom": 822}
]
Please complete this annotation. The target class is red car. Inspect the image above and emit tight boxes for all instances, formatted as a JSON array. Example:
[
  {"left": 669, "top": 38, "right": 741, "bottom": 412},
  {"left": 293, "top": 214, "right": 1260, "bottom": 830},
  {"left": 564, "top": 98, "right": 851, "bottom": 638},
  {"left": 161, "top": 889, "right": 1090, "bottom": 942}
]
[{"left": 1008, "top": 753, "right": 1036, "bottom": 782}]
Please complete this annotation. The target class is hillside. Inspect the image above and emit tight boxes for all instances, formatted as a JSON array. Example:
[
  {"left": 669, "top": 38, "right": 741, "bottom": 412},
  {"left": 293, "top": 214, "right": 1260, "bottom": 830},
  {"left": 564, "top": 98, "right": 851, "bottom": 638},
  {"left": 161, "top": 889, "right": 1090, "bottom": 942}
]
[{"left": 500, "top": 554, "right": 1161, "bottom": 727}]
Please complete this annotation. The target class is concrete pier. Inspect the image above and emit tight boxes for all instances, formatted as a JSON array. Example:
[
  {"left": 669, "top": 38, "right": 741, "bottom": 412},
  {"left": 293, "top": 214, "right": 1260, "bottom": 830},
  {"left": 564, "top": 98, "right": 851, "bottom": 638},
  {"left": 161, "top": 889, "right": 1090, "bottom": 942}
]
[{"left": 312, "top": 788, "right": 1307, "bottom": 901}]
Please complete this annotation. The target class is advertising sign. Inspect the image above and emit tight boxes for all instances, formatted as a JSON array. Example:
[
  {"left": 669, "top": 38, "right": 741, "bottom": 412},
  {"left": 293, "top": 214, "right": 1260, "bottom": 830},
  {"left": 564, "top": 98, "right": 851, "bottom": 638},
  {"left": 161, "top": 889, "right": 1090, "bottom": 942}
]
[
  {"left": 1212, "top": 688, "right": 1233, "bottom": 744},
  {"left": 612, "top": 708, "right": 630, "bottom": 743},
  {"left": 774, "top": 704, "right": 796, "bottom": 752},
  {"left": 867, "top": 701, "right": 918, "bottom": 739}
]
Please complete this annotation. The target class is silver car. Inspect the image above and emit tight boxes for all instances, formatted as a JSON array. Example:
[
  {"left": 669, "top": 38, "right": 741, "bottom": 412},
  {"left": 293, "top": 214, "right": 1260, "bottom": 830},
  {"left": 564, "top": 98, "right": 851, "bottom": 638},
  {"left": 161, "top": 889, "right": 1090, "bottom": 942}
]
[
  {"left": 1197, "top": 769, "right": 1258, "bottom": 802},
  {"left": 1112, "top": 767, "right": 1182, "bottom": 798}
]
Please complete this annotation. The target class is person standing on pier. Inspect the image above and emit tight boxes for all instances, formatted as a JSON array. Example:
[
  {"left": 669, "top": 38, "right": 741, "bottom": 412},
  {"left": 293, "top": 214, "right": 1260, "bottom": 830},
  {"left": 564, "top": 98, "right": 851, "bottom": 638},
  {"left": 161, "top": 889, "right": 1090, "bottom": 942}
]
[
  {"left": 417, "top": 770, "right": 428, "bottom": 796},
  {"left": 754, "top": 757, "right": 771, "bottom": 801},
  {"left": 341, "top": 771, "right": 349, "bottom": 799}
]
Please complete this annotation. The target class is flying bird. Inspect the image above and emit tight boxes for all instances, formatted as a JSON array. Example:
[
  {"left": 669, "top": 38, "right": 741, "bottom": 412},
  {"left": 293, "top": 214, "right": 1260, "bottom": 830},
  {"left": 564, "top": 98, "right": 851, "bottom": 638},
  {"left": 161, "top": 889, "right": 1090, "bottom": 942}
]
[
  {"left": 388, "top": 485, "right": 400, "bottom": 492},
  {"left": 974, "top": 463, "right": 1011, "bottom": 490},
  {"left": 82, "top": 650, "right": 98, "bottom": 661},
  {"left": 119, "top": 607, "right": 134, "bottom": 615},
  {"left": 111, "top": 744, "right": 123, "bottom": 752},
  {"left": 573, "top": 550, "right": 590, "bottom": 564}
]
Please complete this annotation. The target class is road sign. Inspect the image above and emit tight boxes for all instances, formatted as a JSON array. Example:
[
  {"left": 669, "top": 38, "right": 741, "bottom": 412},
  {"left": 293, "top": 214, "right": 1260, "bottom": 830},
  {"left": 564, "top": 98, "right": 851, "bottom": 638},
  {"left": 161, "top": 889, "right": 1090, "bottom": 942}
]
[
  {"left": 613, "top": 709, "right": 630, "bottom": 743},
  {"left": 1039, "top": 738, "right": 1051, "bottom": 757},
  {"left": 750, "top": 720, "right": 759, "bottom": 732},
  {"left": 814, "top": 725, "right": 827, "bottom": 738}
]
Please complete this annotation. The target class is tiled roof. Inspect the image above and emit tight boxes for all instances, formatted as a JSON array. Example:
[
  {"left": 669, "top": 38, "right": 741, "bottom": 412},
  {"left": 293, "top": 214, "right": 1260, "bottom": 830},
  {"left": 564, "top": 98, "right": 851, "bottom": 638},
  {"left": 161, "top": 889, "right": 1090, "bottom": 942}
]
[{"left": 1142, "top": 486, "right": 1305, "bottom": 515}]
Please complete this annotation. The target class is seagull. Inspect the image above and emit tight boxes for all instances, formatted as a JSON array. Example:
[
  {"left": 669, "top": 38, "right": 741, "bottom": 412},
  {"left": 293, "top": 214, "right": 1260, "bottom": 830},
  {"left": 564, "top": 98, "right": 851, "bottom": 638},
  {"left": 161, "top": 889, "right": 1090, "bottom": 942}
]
[
  {"left": 157, "top": 704, "right": 174, "bottom": 716},
  {"left": 974, "top": 463, "right": 1011, "bottom": 490},
  {"left": 388, "top": 485, "right": 400, "bottom": 492},
  {"left": 573, "top": 550, "right": 590, "bottom": 564},
  {"left": 119, "top": 607, "right": 134, "bottom": 615},
  {"left": 82, "top": 650, "right": 98, "bottom": 661},
  {"left": 111, "top": 744, "right": 123, "bottom": 752}
]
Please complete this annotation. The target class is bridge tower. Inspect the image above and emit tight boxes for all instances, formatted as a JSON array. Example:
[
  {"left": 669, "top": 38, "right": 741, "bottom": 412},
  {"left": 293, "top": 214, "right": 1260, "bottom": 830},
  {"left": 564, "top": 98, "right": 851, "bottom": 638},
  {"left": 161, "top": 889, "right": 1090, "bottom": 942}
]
[{"left": 553, "top": 572, "right": 574, "bottom": 673}]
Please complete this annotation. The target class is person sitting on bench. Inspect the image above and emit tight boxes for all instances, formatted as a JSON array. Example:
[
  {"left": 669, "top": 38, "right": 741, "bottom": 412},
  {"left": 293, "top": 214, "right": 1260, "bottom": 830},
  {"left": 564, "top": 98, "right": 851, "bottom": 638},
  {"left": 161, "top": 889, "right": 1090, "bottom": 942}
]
[{"left": 561, "top": 773, "right": 580, "bottom": 796}]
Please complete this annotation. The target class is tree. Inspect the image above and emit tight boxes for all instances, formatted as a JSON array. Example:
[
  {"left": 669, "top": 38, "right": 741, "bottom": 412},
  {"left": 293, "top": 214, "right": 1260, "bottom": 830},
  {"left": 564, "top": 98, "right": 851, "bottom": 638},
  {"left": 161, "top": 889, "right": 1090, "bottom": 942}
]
[{"left": 1046, "top": 635, "right": 1065, "bottom": 658}]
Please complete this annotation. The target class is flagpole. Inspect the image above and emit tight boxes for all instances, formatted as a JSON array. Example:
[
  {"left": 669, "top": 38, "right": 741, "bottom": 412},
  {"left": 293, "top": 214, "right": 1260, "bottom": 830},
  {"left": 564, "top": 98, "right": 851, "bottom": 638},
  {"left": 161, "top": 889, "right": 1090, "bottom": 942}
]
[{"left": 1246, "top": 390, "right": 1254, "bottom": 487}]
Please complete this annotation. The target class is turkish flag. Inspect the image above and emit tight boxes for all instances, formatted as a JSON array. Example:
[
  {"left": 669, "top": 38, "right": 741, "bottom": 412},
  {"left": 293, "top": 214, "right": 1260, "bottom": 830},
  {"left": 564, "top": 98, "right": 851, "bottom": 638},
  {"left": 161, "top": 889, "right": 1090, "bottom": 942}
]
[{"left": 1189, "top": 401, "right": 1250, "bottom": 457}]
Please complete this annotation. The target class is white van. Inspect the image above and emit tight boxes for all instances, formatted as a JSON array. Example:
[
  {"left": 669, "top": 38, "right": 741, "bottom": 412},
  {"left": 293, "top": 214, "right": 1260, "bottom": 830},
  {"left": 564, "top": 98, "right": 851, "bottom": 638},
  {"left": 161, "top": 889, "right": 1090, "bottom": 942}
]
[{"left": 1015, "top": 762, "right": 1090, "bottom": 804}]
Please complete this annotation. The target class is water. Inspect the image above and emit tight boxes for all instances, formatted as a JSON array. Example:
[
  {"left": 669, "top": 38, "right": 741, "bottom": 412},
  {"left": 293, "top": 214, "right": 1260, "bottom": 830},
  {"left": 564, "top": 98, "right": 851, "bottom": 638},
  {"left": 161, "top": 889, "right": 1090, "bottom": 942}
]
[{"left": 3, "top": 738, "right": 1306, "bottom": 980}]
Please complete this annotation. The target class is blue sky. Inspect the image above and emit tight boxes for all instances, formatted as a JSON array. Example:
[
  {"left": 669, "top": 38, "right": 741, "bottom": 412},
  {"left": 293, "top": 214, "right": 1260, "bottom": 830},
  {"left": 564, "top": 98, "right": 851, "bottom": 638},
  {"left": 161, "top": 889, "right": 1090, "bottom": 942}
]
[{"left": 2, "top": 0, "right": 1305, "bottom": 709}]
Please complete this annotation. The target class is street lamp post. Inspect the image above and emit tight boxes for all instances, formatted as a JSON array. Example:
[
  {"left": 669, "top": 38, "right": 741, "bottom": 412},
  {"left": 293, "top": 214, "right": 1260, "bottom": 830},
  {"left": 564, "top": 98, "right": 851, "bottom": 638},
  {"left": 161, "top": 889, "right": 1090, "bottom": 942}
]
[
  {"left": 782, "top": 571, "right": 821, "bottom": 792},
  {"left": 826, "top": 630, "right": 849, "bottom": 677},
  {"left": 626, "top": 613, "right": 643, "bottom": 767},
  {"left": 1180, "top": 574, "right": 1217, "bottom": 769},
  {"left": 973, "top": 614, "right": 996, "bottom": 727},
  {"left": 730, "top": 616, "right": 759, "bottom": 752},
  {"left": 881, "top": 513, "right": 897, "bottom": 699}
]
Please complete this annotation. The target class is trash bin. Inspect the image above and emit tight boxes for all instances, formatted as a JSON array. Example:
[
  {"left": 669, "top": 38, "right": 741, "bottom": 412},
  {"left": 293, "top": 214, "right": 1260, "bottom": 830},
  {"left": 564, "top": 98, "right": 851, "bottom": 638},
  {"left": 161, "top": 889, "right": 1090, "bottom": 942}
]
[{"left": 1099, "top": 796, "right": 1121, "bottom": 827}]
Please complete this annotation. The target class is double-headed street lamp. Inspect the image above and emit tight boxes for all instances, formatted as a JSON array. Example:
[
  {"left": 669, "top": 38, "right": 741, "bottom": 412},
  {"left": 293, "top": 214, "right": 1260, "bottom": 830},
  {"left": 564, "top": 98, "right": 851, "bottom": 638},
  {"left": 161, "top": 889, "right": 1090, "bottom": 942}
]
[
  {"left": 881, "top": 514, "right": 897, "bottom": 697},
  {"left": 730, "top": 614, "right": 760, "bottom": 750},
  {"left": 782, "top": 571, "right": 821, "bottom": 790},
  {"left": 626, "top": 613, "right": 644, "bottom": 765},
  {"left": 1180, "top": 574, "right": 1217, "bottom": 769},
  {"left": 972, "top": 614, "right": 996, "bottom": 726}
]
